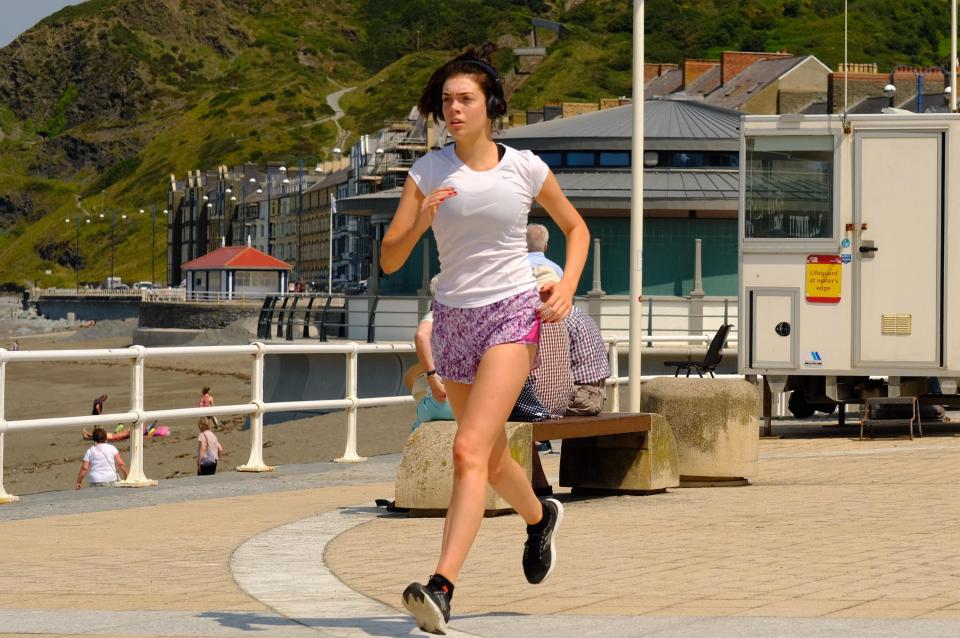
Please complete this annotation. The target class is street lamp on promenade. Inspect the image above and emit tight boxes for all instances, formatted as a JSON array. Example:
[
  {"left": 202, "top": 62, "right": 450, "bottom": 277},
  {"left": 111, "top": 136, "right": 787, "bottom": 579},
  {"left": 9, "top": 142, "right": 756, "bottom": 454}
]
[
  {"left": 224, "top": 187, "right": 233, "bottom": 245},
  {"left": 64, "top": 216, "right": 91, "bottom": 290},
  {"left": 242, "top": 176, "right": 256, "bottom": 244},
  {"left": 296, "top": 158, "right": 305, "bottom": 285},
  {"left": 138, "top": 207, "right": 160, "bottom": 286},
  {"left": 99, "top": 211, "right": 127, "bottom": 286}
]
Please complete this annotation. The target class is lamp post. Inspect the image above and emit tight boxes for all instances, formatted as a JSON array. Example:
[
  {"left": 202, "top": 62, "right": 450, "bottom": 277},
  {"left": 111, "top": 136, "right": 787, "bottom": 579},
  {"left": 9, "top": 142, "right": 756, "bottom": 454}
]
[
  {"left": 112, "top": 212, "right": 126, "bottom": 285},
  {"left": 98, "top": 212, "right": 107, "bottom": 284},
  {"left": 279, "top": 166, "right": 288, "bottom": 259},
  {"left": 162, "top": 208, "right": 169, "bottom": 285},
  {"left": 224, "top": 186, "right": 233, "bottom": 245},
  {"left": 64, "top": 216, "right": 87, "bottom": 291},
  {"left": 242, "top": 176, "right": 255, "bottom": 244},
  {"left": 254, "top": 184, "right": 264, "bottom": 249},
  {"left": 142, "top": 207, "right": 158, "bottom": 285},
  {"left": 297, "top": 158, "right": 304, "bottom": 285},
  {"left": 883, "top": 82, "right": 897, "bottom": 108},
  {"left": 266, "top": 166, "right": 274, "bottom": 255},
  {"left": 328, "top": 193, "right": 336, "bottom": 294},
  {"left": 328, "top": 146, "right": 343, "bottom": 294},
  {"left": 206, "top": 202, "right": 214, "bottom": 247},
  {"left": 282, "top": 175, "right": 291, "bottom": 263}
]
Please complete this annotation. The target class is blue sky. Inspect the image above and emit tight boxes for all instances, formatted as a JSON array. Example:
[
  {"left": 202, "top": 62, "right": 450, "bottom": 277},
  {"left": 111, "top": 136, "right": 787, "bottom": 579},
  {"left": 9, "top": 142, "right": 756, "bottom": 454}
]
[{"left": 0, "top": 1, "right": 82, "bottom": 48}]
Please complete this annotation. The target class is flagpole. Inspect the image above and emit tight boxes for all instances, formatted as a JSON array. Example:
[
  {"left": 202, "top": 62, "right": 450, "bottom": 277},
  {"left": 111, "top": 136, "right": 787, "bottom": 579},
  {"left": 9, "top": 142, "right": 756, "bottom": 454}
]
[
  {"left": 629, "top": 0, "right": 645, "bottom": 412},
  {"left": 328, "top": 194, "right": 336, "bottom": 294}
]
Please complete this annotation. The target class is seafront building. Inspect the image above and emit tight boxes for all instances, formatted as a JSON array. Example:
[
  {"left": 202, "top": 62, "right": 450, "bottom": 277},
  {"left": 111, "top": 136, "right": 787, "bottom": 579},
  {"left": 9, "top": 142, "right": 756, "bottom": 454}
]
[
  {"left": 339, "top": 99, "right": 740, "bottom": 297},
  {"left": 165, "top": 51, "right": 954, "bottom": 298}
]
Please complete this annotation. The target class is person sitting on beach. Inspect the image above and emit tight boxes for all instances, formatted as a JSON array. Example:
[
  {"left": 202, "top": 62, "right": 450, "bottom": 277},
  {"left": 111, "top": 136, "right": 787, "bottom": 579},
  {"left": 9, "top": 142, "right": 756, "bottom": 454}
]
[
  {"left": 76, "top": 427, "right": 128, "bottom": 489},
  {"left": 81, "top": 426, "right": 130, "bottom": 442},
  {"left": 197, "top": 417, "right": 223, "bottom": 476}
]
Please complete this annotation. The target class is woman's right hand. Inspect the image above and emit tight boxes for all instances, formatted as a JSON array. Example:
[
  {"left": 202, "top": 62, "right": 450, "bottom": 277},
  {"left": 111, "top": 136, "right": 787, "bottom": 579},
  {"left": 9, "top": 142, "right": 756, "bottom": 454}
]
[
  {"left": 427, "top": 375, "right": 447, "bottom": 402},
  {"left": 417, "top": 187, "right": 457, "bottom": 231}
]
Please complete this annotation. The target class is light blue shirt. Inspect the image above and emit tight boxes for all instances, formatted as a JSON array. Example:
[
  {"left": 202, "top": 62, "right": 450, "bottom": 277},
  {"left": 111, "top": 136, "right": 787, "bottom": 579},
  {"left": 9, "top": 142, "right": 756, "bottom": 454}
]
[{"left": 528, "top": 252, "right": 563, "bottom": 277}]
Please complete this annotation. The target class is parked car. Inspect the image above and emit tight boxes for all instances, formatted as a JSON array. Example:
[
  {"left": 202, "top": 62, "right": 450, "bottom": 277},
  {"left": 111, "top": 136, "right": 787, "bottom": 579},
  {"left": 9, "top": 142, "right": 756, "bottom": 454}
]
[
  {"left": 132, "top": 281, "right": 155, "bottom": 290},
  {"left": 343, "top": 280, "right": 368, "bottom": 295}
]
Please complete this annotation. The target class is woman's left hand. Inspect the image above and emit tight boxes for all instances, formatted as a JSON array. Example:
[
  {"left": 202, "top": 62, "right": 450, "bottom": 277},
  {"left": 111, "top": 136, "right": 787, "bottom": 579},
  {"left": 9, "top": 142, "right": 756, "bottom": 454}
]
[{"left": 538, "top": 280, "right": 574, "bottom": 323}]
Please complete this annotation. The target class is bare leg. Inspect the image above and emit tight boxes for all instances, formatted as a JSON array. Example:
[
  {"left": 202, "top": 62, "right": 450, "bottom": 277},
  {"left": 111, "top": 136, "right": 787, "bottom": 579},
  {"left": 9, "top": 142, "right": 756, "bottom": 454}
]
[
  {"left": 435, "top": 343, "right": 544, "bottom": 583},
  {"left": 531, "top": 443, "right": 550, "bottom": 491}
]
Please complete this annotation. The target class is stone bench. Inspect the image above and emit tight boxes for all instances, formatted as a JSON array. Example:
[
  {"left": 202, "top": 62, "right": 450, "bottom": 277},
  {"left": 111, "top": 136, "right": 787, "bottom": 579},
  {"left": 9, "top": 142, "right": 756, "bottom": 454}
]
[
  {"left": 640, "top": 377, "right": 759, "bottom": 486},
  {"left": 393, "top": 413, "right": 680, "bottom": 516}
]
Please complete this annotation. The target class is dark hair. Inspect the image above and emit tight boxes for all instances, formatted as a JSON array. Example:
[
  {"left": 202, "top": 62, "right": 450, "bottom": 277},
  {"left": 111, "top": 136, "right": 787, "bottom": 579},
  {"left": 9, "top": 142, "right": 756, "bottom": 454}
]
[
  {"left": 417, "top": 43, "right": 506, "bottom": 123},
  {"left": 202, "top": 387, "right": 210, "bottom": 395},
  {"left": 91, "top": 427, "right": 107, "bottom": 443}
]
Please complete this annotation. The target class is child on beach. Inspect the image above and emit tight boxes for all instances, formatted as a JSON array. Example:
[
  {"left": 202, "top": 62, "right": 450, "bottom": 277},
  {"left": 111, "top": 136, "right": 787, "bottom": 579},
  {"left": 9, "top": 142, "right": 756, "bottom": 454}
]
[
  {"left": 380, "top": 44, "right": 589, "bottom": 635},
  {"left": 200, "top": 386, "right": 220, "bottom": 428}
]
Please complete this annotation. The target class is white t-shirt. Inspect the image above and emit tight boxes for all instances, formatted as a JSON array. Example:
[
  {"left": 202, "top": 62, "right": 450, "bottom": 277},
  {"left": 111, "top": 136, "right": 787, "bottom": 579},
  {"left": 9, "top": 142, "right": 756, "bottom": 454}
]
[
  {"left": 83, "top": 443, "right": 121, "bottom": 483},
  {"left": 408, "top": 144, "right": 549, "bottom": 308}
]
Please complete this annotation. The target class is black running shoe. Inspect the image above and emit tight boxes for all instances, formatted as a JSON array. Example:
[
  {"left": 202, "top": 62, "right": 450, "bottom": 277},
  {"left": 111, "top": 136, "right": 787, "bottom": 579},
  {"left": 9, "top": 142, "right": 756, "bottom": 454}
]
[
  {"left": 402, "top": 580, "right": 451, "bottom": 635},
  {"left": 522, "top": 497, "right": 564, "bottom": 584}
]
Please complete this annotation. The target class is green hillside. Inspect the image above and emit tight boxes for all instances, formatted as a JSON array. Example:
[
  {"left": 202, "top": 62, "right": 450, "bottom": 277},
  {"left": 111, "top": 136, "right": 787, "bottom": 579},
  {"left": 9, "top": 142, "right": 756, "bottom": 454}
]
[{"left": 0, "top": 0, "right": 954, "bottom": 288}]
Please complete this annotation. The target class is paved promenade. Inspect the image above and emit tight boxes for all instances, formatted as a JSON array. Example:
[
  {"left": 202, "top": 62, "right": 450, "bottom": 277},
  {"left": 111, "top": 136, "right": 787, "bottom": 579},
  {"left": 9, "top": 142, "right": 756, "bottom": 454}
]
[{"left": 3, "top": 420, "right": 960, "bottom": 637}]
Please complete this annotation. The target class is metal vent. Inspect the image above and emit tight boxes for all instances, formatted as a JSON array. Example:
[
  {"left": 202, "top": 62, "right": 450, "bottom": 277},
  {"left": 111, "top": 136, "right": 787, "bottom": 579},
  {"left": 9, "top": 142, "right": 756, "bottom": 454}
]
[{"left": 881, "top": 314, "right": 912, "bottom": 335}]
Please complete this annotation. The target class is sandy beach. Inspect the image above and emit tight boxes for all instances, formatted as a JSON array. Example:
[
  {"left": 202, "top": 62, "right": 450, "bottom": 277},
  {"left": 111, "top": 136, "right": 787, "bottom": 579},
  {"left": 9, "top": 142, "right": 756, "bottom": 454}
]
[{"left": 1, "top": 304, "right": 417, "bottom": 495}]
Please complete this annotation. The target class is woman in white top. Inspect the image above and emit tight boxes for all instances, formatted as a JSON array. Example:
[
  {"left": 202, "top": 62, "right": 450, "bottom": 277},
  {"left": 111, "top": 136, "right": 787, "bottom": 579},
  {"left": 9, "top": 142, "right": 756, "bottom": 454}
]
[
  {"left": 76, "top": 427, "right": 128, "bottom": 489},
  {"left": 381, "top": 44, "right": 589, "bottom": 634}
]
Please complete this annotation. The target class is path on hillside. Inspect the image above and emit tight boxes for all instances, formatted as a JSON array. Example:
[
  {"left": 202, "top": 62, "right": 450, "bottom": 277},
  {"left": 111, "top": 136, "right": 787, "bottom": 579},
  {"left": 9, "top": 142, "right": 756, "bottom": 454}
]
[{"left": 302, "top": 79, "right": 356, "bottom": 147}]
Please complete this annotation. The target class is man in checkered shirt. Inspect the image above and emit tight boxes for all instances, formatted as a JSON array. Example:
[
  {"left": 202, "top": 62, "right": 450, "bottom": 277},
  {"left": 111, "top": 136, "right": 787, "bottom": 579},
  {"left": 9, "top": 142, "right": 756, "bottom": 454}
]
[
  {"left": 531, "top": 267, "right": 609, "bottom": 415},
  {"left": 565, "top": 306, "right": 609, "bottom": 414}
]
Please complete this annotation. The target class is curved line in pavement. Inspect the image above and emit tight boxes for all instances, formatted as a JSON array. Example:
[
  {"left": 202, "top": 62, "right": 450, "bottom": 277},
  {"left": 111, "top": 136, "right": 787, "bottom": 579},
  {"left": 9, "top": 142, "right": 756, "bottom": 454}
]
[{"left": 231, "top": 505, "right": 478, "bottom": 637}]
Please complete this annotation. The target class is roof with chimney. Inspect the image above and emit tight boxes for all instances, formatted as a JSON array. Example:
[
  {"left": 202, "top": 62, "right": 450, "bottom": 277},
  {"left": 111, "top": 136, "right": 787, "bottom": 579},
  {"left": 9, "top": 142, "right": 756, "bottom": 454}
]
[
  {"left": 645, "top": 68, "right": 683, "bottom": 97},
  {"left": 704, "top": 55, "right": 827, "bottom": 110}
]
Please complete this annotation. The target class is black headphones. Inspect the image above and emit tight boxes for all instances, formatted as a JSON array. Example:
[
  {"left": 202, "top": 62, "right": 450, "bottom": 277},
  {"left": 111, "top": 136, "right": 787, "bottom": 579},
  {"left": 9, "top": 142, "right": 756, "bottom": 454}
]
[{"left": 440, "top": 59, "right": 507, "bottom": 120}]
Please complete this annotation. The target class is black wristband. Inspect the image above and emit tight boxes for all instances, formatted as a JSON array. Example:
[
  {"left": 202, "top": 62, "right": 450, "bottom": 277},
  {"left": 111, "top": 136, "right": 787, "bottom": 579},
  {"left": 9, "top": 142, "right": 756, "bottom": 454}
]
[{"left": 425, "top": 369, "right": 437, "bottom": 377}]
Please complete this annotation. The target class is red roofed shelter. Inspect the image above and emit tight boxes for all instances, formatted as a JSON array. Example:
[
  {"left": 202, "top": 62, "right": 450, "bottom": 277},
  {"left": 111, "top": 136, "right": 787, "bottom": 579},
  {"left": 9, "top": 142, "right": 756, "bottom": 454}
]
[{"left": 180, "top": 246, "right": 292, "bottom": 299}]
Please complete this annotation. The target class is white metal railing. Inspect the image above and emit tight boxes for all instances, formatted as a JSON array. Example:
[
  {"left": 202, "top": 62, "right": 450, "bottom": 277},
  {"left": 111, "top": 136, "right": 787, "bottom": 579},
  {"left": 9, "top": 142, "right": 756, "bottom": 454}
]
[
  {"left": 0, "top": 333, "right": 734, "bottom": 503},
  {"left": 32, "top": 287, "right": 145, "bottom": 298}
]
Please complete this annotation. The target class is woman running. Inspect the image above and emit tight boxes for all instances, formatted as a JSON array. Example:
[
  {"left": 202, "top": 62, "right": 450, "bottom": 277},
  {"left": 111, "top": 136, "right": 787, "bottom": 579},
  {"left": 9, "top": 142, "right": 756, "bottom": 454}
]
[{"left": 380, "top": 44, "right": 589, "bottom": 635}]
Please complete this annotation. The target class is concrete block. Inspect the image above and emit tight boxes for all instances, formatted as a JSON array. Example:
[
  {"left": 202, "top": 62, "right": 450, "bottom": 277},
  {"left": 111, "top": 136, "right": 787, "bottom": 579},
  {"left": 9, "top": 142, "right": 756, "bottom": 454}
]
[
  {"left": 641, "top": 378, "right": 759, "bottom": 485},
  {"left": 558, "top": 413, "right": 679, "bottom": 493},
  {"left": 394, "top": 421, "right": 532, "bottom": 516}
]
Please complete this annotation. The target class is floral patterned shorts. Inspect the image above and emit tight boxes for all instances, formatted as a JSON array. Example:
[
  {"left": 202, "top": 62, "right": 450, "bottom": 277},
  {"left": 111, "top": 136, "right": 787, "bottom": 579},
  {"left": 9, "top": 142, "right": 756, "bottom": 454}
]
[{"left": 431, "top": 288, "right": 541, "bottom": 384}]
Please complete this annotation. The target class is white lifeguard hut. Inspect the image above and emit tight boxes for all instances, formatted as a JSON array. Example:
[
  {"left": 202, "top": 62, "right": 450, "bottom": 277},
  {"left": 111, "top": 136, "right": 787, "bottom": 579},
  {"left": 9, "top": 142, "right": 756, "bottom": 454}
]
[{"left": 739, "top": 113, "right": 960, "bottom": 403}]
